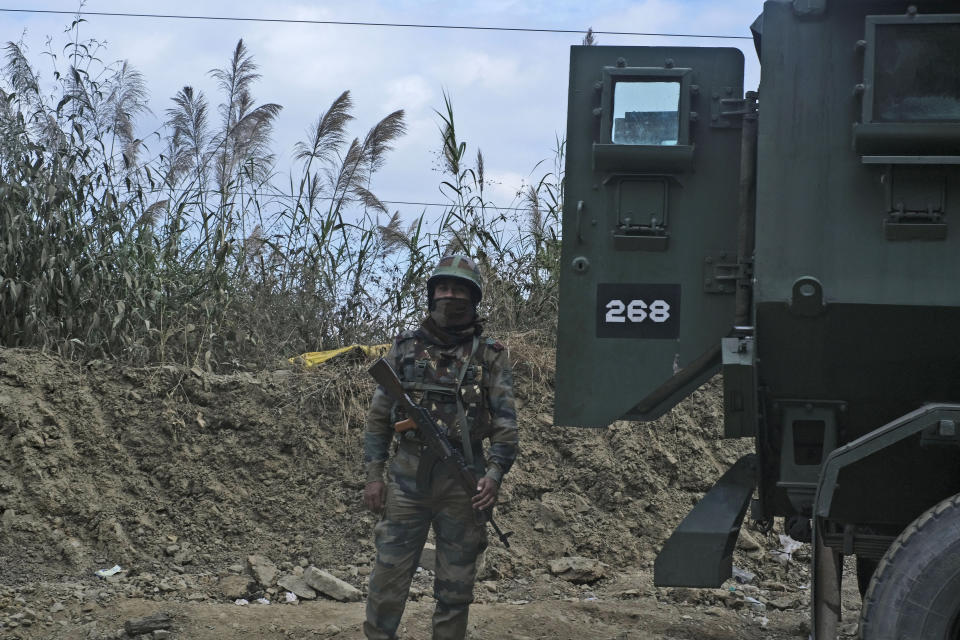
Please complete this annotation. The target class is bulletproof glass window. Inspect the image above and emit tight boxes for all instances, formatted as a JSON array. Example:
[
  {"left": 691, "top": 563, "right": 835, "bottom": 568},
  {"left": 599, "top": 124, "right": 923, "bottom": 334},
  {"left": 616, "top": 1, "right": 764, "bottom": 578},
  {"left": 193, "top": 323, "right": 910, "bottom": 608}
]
[
  {"left": 873, "top": 23, "right": 960, "bottom": 122},
  {"left": 612, "top": 81, "right": 681, "bottom": 145}
]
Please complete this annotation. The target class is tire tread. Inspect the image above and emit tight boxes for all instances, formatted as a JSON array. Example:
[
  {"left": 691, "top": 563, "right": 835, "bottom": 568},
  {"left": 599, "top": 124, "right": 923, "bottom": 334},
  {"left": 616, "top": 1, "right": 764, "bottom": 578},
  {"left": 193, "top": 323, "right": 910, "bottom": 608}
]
[{"left": 859, "top": 493, "right": 960, "bottom": 640}]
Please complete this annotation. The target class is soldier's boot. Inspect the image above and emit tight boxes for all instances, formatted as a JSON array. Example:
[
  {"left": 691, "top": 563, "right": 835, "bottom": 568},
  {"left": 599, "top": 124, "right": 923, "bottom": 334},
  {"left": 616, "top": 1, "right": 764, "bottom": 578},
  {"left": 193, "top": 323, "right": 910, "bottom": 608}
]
[{"left": 432, "top": 600, "right": 470, "bottom": 640}]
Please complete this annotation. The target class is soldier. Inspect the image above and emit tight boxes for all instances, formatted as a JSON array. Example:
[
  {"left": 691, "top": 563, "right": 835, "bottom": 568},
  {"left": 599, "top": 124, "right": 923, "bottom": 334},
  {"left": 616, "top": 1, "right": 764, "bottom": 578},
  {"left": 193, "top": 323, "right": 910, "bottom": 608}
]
[{"left": 362, "top": 254, "right": 519, "bottom": 640}]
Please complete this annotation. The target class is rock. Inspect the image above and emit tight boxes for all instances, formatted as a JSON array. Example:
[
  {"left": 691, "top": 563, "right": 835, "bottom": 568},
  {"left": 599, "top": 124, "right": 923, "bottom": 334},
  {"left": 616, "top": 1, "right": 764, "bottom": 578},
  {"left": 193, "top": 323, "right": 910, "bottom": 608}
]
[
  {"left": 228, "top": 564, "right": 244, "bottom": 574},
  {"left": 174, "top": 549, "right": 194, "bottom": 565},
  {"left": 768, "top": 595, "right": 802, "bottom": 610},
  {"left": 153, "top": 631, "right": 172, "bottom": 639},
  {"left": 760, "top": 580, "right": 789, "bottom": 591},
  {"left": 219, "top": 575, "right": 255, "bottom": 599},
  {"left": 50, "top": 602, "right": 66, "bottom": 613},
  {"left": 124, "top": 612, "right": 172, "bottom": 636},
  {"left": 723, "top": 592, "right": 744, "bottom": 609},
  {"left": 303, "top": 567, "right": 361, "bottom": 602},
  {"left": 277, "top": 575, "right": 317, "bottom": 600},
  {"left": 736, "top": 530, "right": 761, "bottom": 551},
  {"left": 547, "top": 557, "right": 607, "bottom": 584},
  {"left": 157, "top": 578, "right": 185, "bottom": 593},
  {"left": 418, "top": 543, "right": 436, "bottom": 572},
  {"left": 840, "top": 621, "right": 859, "bottom": 636},
  {"left": 247, "top": 555, "right": 278, "bottom": 588},
  {"left": 572, "top": 494, "right": 590, "bottom": 514}
]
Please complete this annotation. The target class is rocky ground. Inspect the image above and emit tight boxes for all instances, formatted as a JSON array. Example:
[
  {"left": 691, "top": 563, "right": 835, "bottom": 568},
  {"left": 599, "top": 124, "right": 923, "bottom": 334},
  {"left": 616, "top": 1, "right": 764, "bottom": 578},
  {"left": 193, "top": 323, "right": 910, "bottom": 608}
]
[{"left": 0, "top": 338, "right": 864, "bottom": 639}]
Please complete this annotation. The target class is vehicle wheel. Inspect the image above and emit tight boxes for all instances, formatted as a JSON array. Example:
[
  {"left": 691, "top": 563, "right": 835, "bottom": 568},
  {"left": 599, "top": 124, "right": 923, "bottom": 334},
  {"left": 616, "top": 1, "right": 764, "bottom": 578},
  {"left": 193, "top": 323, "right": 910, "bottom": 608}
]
[{"left": 859, "top": 493, "right": 960, "bottom": 640}]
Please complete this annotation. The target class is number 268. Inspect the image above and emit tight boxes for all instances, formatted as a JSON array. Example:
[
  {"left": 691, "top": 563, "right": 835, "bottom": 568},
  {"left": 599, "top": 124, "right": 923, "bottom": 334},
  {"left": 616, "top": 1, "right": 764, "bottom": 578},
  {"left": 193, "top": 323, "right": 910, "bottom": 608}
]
[{"left": 605, "top": 299, "right": 671, "bottom": 323}]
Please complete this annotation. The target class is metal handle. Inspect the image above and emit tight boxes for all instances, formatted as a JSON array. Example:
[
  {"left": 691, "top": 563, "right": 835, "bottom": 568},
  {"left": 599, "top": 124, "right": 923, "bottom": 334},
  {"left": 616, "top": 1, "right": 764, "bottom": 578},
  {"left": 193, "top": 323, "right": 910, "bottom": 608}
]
[{"left": 576, "top": 200, "right": 585, "bottom": 242}]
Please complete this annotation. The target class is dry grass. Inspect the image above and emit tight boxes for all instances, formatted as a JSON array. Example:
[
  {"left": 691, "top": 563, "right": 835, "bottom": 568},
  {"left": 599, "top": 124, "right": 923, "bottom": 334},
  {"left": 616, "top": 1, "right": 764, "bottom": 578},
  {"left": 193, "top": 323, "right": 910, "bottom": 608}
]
[{"left": 0, "top": 32, "right": 561, "bottom": 369}]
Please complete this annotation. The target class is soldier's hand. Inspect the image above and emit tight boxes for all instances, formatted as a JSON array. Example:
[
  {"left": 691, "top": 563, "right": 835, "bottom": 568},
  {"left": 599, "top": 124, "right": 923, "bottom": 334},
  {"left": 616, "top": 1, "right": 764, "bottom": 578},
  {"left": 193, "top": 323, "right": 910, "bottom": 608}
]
[
  {"left": 472, "top": 477, "right": 499, "bottom": 511},
  {"left": 363, "top": 481, "right": 387, "bottom": 513}
]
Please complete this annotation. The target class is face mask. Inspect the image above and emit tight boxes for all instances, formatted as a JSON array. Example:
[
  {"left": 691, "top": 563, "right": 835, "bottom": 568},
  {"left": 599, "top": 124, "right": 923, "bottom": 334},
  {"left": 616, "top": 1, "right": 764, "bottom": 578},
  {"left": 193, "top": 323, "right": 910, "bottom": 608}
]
[{"left": 430, "top": 297, "right": 475, "bottom": 327}]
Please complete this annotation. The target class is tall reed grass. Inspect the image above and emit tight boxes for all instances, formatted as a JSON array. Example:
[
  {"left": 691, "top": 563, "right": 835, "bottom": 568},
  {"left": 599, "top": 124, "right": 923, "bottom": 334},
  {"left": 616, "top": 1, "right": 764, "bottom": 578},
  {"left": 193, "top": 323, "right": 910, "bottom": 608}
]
[{"left": 0, "top": 31, "right": 562, "bottom": 369}]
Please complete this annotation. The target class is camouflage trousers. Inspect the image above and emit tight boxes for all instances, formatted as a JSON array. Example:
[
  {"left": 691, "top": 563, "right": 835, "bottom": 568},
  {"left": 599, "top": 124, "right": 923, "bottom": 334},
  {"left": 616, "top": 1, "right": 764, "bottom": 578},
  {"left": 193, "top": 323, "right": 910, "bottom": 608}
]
[{"left": 364, "top": 443, "right": 487, "bottom": 640}]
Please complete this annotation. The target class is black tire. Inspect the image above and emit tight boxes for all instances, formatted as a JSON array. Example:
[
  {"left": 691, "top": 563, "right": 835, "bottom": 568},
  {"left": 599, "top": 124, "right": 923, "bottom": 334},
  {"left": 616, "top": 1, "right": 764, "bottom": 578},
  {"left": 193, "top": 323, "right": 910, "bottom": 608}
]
[{"left": 859, "top": 493, "right": 960, "bottom": 640}]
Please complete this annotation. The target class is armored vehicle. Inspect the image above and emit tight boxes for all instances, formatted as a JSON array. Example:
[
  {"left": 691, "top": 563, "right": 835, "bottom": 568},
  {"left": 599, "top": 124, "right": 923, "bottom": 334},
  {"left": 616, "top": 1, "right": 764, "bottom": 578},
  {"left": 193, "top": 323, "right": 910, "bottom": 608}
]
[{"left": 554, "top": 1, "right": 960, "bottom": 637}]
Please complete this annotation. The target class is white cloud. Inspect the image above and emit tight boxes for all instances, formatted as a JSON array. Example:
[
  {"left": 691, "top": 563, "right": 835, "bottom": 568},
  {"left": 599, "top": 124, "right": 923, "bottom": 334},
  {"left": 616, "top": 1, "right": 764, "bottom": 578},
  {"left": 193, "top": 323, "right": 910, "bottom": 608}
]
[
  {"left": 385, "top": 75, "right": 435, "bottom": 114},
  {"left": 431, "top": 51, "right": 524, "bottom": 92},
  {"left": 6, "top": 0, "right": 768, "bottom": 212},
  {"left": 484, "top": 170, "right": 528, "bottom": 207}
]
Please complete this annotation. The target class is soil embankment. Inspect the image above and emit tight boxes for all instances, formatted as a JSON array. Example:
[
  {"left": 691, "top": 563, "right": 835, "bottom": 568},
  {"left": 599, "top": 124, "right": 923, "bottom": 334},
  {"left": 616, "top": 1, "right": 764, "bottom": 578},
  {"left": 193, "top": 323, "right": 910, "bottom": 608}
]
[{"left": 0, "top": 341, "right": 860, "bottom": 638}]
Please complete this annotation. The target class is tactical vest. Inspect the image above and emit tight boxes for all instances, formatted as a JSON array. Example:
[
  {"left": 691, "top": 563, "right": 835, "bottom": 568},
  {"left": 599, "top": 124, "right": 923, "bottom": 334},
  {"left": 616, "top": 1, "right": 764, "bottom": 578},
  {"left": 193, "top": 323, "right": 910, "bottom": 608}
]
[{"left": 392, "top": 333, "right": 493, "bottom": 447}]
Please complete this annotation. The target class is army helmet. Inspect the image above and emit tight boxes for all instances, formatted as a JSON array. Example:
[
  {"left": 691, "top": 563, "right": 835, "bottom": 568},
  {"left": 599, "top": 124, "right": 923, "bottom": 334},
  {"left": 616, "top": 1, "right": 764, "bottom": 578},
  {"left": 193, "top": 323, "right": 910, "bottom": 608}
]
[{"left": 427, "top": 254, "right": 483, "bottom": 304}]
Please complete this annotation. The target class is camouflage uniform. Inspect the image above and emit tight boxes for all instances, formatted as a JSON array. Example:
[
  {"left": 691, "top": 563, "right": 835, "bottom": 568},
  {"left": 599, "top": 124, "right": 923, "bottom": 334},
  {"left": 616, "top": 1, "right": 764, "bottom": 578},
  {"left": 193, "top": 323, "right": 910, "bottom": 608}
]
[{"left": 363, "top": 328, "right": 518, "bottom": 640}]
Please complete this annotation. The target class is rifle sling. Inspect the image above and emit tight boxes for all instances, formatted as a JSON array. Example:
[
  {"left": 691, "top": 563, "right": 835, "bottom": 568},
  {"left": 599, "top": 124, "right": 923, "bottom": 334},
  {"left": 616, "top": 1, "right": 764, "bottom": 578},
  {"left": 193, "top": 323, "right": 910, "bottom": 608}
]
[{"left": 456, "top": 336, "right": 481, "bottom": 467}]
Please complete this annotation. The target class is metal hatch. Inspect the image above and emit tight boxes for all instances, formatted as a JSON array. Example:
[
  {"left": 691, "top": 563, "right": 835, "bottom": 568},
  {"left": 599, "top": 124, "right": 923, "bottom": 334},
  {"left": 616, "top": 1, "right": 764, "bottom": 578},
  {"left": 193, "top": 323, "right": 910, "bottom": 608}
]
[{"left": 555, "top": 45, "right": 746, "bottom": 427}]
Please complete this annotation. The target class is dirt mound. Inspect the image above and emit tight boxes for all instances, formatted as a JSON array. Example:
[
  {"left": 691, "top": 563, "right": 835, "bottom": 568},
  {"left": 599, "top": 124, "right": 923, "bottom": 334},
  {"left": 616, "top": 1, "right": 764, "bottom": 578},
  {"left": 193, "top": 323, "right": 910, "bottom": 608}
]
[
  {"left": 0, "top": 347, "right": 376, "bottom": 582},
  {"left": 0, "top": 337, "right": 775, "bottom": 579}
]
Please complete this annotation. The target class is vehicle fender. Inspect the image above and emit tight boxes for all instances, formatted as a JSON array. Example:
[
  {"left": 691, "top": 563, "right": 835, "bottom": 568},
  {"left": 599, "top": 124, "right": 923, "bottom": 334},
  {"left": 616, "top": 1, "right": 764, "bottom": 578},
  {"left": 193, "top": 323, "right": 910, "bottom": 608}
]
[{"left": 814, "top": 403, "right": 960, "bottom": 520}]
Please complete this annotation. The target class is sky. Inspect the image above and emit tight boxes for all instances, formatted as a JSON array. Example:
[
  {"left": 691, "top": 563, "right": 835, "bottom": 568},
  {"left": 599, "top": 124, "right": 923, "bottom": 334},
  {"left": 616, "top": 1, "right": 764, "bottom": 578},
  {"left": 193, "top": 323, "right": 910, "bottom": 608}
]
[{"left": 3, "top": 1, "right": 763, "bottom": 220}]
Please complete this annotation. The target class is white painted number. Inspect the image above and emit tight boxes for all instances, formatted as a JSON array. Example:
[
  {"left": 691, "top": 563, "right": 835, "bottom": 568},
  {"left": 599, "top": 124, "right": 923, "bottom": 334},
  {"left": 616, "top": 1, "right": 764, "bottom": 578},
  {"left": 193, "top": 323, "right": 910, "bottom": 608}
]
[
  {"left": 605, "top": 299, "right": 626, "bottom": 323},
  {"left": 627, "top": 299, "right": 647, "bottom": 322},
  {"left": 605, "top": 299, "right": 671, "bottom": 324},
  {"left": 649, "top": 300, "right": 671, "bottom": 323}
]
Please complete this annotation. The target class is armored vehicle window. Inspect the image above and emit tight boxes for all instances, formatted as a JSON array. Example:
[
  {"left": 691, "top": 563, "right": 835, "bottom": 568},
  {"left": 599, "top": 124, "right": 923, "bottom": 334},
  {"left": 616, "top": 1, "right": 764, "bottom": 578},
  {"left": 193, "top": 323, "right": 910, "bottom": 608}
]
[
  {"left": 874, "top": 23, "right": 960, "bottom": 122},
  {"left": 612, "top": 81, "right": 680, "bottom": 145}
]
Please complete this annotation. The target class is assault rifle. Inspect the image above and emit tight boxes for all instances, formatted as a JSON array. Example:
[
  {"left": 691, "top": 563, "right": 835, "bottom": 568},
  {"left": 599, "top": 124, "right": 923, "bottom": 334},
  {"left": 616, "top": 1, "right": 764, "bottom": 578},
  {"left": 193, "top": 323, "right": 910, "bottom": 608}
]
[{"left": 368, "top": 358, "right": 512, "bottom": 548}]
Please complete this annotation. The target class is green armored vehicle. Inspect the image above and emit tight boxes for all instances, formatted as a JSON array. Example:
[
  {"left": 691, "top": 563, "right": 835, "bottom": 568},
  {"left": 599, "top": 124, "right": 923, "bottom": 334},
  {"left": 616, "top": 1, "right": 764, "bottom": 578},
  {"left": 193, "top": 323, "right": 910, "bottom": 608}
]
[{"left": 554, "top": 1, "right": 960, "bottom": 637}]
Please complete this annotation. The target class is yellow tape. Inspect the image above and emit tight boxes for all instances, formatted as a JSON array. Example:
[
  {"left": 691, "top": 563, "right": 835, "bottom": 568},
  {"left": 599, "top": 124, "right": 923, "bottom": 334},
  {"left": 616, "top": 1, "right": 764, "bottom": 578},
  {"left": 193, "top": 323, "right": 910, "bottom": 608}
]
[{"left": 289, "top": 344, "right": 391, "bottom": 368}]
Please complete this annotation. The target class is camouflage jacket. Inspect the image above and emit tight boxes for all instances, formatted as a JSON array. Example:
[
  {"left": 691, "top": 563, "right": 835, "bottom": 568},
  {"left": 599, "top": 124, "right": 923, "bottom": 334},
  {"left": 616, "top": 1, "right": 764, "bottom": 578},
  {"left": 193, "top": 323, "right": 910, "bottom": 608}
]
[{"left": 363, "top": 328, "right": 519, "bottom": 485}]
